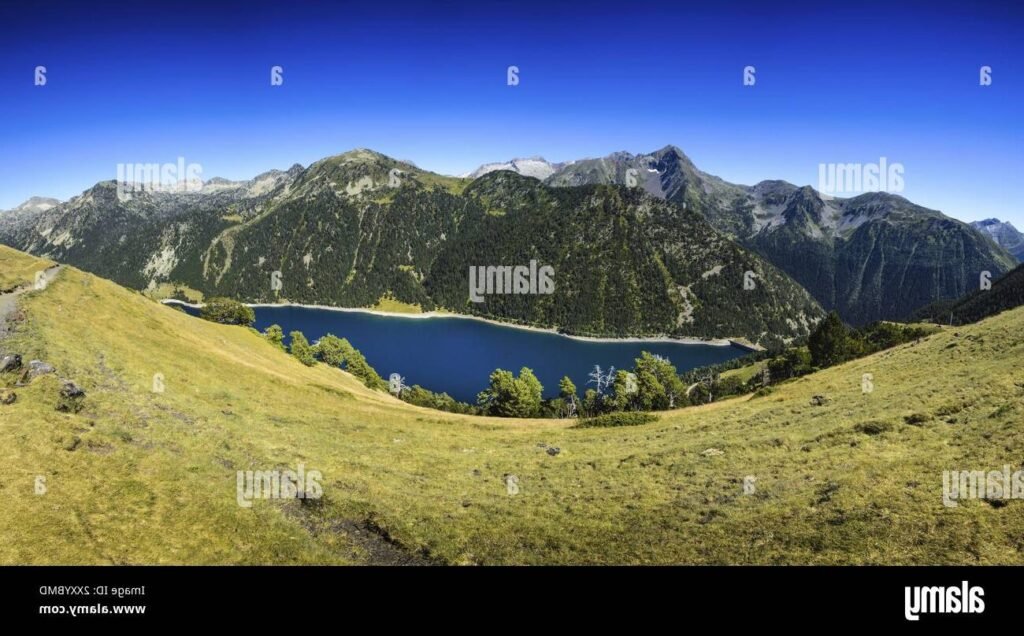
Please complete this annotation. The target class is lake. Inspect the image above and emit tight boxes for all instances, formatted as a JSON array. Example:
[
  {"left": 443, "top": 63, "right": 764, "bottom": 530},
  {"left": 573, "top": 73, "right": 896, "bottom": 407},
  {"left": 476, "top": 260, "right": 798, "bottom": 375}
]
[{"left": 180, "top": 303, "right": 750, "bottom": 402}]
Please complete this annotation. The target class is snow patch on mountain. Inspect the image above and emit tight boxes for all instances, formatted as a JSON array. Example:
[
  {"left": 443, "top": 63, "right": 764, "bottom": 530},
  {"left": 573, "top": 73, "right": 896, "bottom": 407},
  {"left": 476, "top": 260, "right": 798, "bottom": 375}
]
[{"left": 464, "top": 157, "right": 560, "bottom": 180}]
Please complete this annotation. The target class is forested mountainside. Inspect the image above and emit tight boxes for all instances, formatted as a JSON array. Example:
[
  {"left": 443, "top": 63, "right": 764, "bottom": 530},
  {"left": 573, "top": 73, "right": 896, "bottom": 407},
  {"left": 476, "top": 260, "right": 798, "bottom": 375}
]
[
  {"left": 0, "top": 150, "right": 822, "bottom": 345},
  {"left": 538, "top": 145, "right": 1015, "bottom": 325},
  {"left": 912, "top": 262, "right": 1024, "bottom": 326}
]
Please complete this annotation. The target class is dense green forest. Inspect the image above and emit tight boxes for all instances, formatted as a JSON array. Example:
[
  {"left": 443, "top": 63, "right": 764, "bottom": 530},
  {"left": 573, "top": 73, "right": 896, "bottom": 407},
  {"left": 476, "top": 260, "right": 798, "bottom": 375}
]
[
  {"left": 912, "top": 262, "right": 1024, "bottom": 326},
  {"left": 0, "top": 151, "right": 823, "bottom": 345}
]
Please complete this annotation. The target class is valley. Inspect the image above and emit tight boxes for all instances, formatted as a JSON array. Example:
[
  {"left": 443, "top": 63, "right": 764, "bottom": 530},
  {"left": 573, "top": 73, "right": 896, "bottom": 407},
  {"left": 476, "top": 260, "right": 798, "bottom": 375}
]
[
  {"left": 172, "top": 299, "right": 749, "bottom": 402},
  {"left": 2, "top": 245, "right": 1023, "bottom": 564}
]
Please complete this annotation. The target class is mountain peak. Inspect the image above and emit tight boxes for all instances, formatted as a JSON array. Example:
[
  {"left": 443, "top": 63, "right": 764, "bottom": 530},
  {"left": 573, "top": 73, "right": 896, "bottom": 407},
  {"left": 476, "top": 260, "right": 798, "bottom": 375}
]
[
  {"left": 652, "top": 144, "right": 686, "bottom": 158},
  {"left": 11, "top": 196, "right": 60, "bottom": 214},
  {"left": 751, "top": 180, "right": 799, "bottom": 195},
  {"left": 326, "top": 148, "right": 390, "bottom": 163},
  {"left": 464, "top": 157, "right": 560, "bottom": 180},
  {"left": 971, "top": 218, "right": 1024, "bottom": 261}
]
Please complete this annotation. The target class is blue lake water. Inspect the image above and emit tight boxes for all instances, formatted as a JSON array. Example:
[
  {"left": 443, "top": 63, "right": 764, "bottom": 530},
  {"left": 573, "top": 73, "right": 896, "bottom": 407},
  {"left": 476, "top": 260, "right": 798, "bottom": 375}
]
[{"left": 182, "top": 304, "right": 749, "bottom": 402}]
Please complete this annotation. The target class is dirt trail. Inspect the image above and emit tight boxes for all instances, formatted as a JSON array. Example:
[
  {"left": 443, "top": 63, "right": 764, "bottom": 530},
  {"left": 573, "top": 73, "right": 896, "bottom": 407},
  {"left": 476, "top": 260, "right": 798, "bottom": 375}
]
[{"left": 0, "top": 265, "right": 61, "bottom": 340}]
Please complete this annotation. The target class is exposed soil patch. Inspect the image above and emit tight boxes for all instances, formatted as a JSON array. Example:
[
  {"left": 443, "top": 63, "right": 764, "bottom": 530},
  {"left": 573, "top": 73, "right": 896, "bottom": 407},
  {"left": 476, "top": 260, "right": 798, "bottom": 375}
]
[
  {"left": 283, "top": 501, "right": 436, "bottom": 565},
  {"left": 0, "top": 265, "right": 61, "bottom": 341},
  {"left": 331, "top": 518, "right": 436, "bottom": 566}
]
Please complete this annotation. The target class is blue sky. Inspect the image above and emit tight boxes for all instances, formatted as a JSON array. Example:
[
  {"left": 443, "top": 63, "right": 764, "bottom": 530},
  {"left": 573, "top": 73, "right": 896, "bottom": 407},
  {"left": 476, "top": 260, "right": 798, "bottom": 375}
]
[{"left": 0, "top": 0, "right": 1021, "bottom": 226}]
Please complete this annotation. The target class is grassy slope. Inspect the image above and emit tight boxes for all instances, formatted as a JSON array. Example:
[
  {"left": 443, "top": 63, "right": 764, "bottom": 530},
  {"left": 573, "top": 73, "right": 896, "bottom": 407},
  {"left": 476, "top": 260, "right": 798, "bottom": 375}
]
[
  {"left": 0, "top": 244, "right": 54, "bottom": 291},
  {"left": 2, "top": 253, "right": 1024, "bottom": 564},
  {"left": 721, "top": 360, "right": 766, "bottom": 383}
]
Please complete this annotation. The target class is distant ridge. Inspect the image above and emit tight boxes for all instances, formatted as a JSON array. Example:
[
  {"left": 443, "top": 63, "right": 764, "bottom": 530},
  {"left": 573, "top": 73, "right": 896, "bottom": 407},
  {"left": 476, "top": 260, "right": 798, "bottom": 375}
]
[{"left": 971, "top": 218, "right": 1024, "bottom": 261}]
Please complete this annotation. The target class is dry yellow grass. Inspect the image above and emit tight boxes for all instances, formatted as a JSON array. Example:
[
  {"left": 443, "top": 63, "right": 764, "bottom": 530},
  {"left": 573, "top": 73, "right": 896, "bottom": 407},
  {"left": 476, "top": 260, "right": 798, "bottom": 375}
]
[{"left": 0, "top": 244, "right": 54, "bottom": 291}]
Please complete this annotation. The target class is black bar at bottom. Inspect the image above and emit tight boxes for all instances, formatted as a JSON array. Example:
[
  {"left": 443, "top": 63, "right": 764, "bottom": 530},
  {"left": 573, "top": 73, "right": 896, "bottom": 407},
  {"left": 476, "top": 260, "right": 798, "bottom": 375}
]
[{"left": 0, "top": 566, "right": 1017, "bottom": 626}]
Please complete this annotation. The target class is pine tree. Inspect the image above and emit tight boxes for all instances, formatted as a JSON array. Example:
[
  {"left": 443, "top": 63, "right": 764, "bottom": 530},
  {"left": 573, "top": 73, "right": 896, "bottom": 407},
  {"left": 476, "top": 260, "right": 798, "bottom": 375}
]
[{"left": 808, "top": 311, "right": 853, "bottom": 367}]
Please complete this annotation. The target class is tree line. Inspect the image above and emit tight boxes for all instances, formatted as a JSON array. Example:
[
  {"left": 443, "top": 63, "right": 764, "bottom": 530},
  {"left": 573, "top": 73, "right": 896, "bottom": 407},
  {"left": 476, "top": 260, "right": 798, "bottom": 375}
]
[{"left": 198, "top": 298, "right": 934, "bottom": 421}]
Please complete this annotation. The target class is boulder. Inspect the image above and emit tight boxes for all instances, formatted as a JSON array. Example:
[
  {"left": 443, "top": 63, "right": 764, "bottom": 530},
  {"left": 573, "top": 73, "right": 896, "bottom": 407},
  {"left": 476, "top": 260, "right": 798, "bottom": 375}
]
[
  {"left": 56, "top": 380, "right": 86, "bottom": 413},
  {"left": 28, "top": 360, "right": 55, "bottom": 379},
  {"left": 0, "top": 354, "right": 22, "bottom": 373},
  {"left": 810, "top": 395, "right": 829, "bottom": 406},
  {"left": 0, "top": 389, "right": 15, "bottom": 405}
]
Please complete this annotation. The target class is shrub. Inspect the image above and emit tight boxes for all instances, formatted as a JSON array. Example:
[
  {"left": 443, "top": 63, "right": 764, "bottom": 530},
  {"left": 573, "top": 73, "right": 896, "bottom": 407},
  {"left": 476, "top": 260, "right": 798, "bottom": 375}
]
[
  {"left": 574, "top": 412, "right": 657, "bottom": 428},
  {"left": 315, "top": 334, "right": 347, "bottom": 367},
  {"left": 715, "top": 375, "right": 748, "bottom": 399},
  {"left": 289, "top": 331, "right": 317, "bottom": 366},
  {"left": 766, "top": 347, "right": 813, "bottom": 381},
  {"left": 199, "top": 297, "right": 255, "bottom": 326},
  {"left": 401, "top": 385, "right": 477, "bottom": 415},
  {"left": 476, "top": 367, "right": 544, "bottom": 418},
  {"left": 338, "top": 341, "right": 387, "bottom": 391},
  {"left": 263, "top": 324, "right": 285, "bottom": 350},
  {"left": 854, "top": 420, "right": 892, "bottom": 435},
  {"left": 752, "top": 386, "right": 775, "bottom": 399}
]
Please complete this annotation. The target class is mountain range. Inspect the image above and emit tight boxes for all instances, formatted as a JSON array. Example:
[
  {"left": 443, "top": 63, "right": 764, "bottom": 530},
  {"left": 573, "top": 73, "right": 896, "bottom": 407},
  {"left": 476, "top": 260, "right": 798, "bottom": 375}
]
[
  {"left": 534, "top": 145, "right": 1016, "bottom": 325},
  {"left": 0, "top": 149, "right": 822, "bottom": 347},
  {"left": 970, "top": 218, "right": 1024, "bottom": 261},
  {"left": 0, "top": 145, "right": 1014, "bottom": 338},
  {"left": 462, "top": 157, "right": 565, "bottom": 180}
]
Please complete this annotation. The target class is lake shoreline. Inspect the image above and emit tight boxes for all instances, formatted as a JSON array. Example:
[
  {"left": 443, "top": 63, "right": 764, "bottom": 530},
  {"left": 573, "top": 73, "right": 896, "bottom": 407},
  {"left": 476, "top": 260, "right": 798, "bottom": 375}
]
[{"left": 163, "top": 299, "right": 763, "bottom": 351}]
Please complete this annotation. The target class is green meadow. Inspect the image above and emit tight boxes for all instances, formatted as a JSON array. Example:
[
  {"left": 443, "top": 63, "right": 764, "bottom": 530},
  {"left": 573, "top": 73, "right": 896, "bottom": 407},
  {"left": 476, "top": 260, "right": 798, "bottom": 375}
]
[{"left": 2, "top": 245, "right": 1023, "bottom": 564}]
